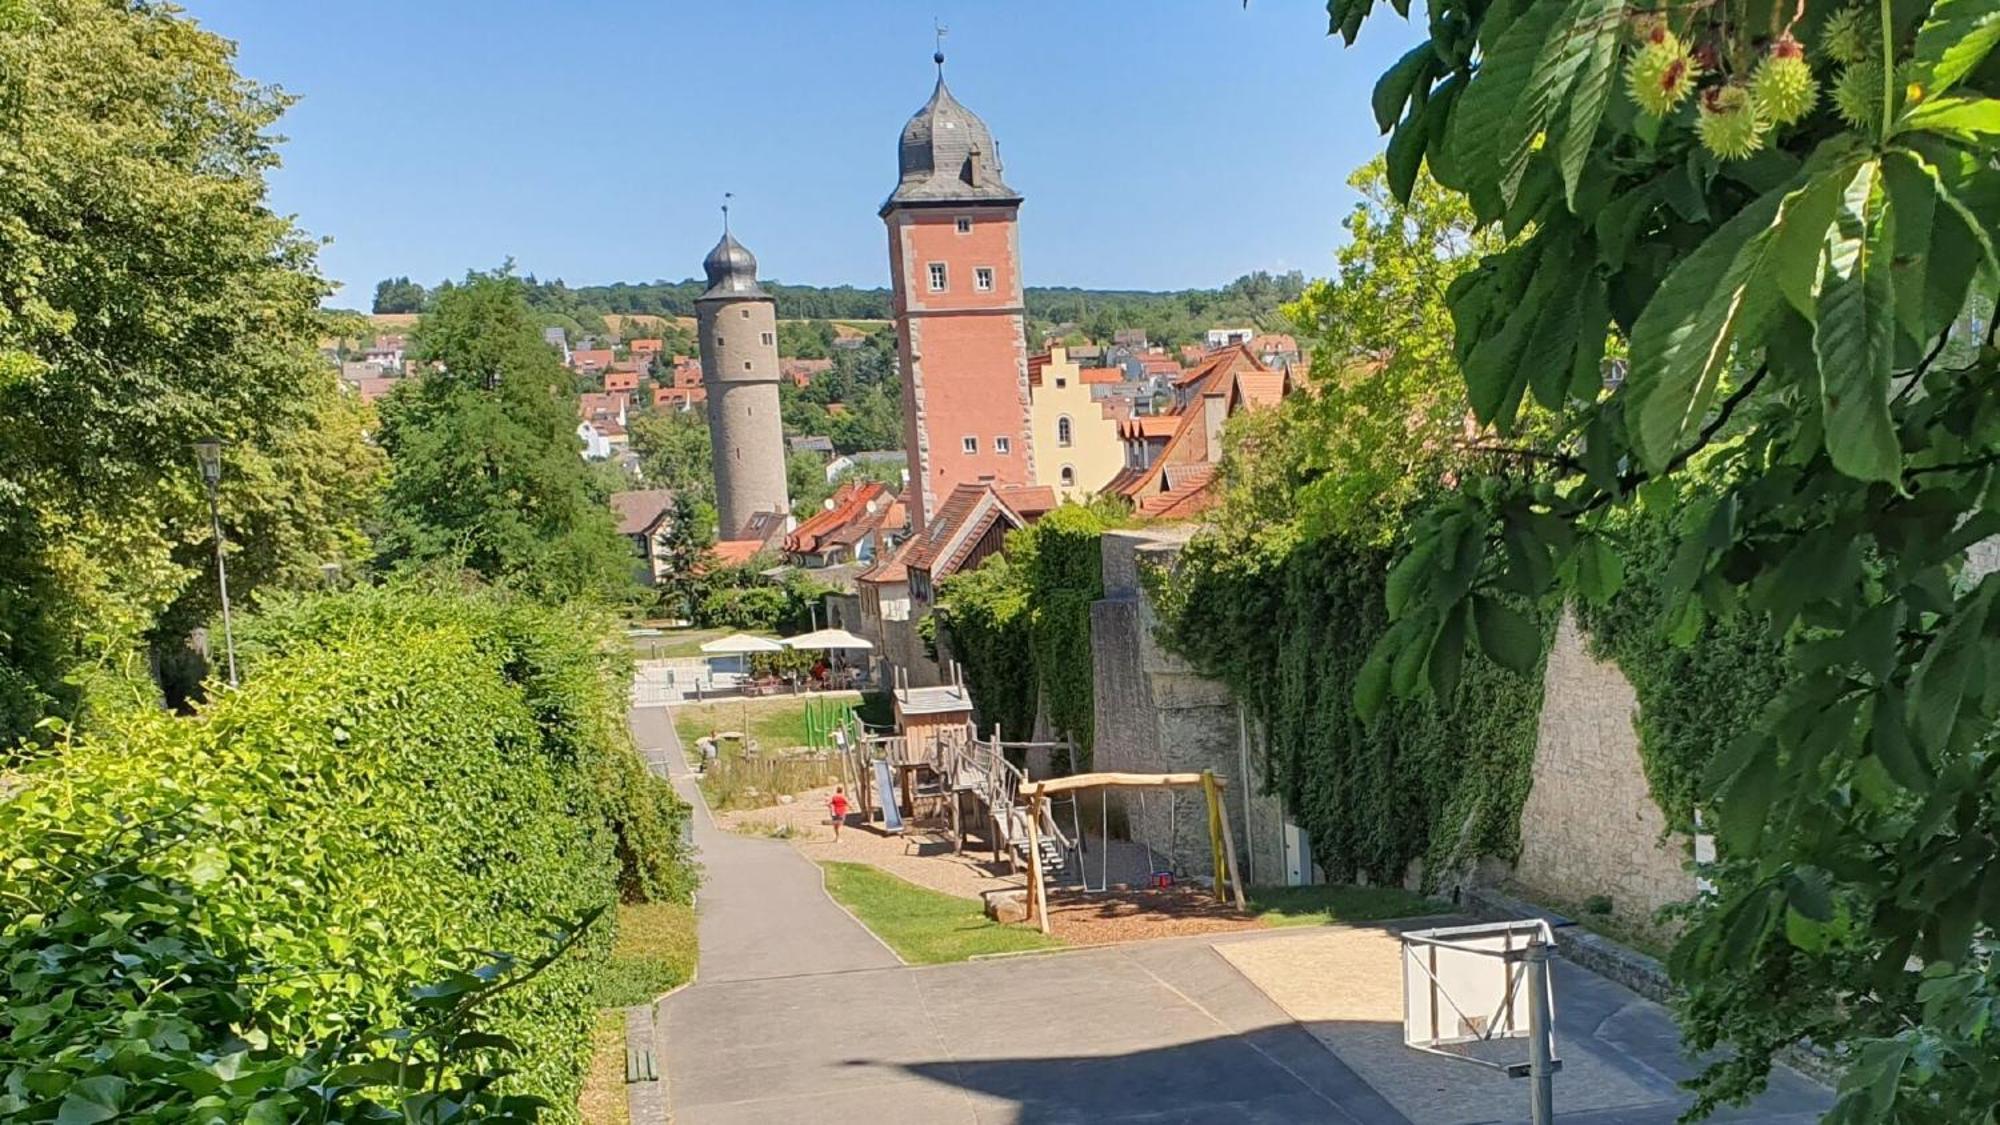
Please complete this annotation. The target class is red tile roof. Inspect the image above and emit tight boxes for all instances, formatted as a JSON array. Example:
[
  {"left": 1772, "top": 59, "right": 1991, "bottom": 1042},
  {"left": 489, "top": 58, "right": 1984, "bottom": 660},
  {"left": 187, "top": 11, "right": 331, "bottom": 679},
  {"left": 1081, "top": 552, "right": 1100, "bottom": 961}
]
[
  {"left": 1135, "top": 463, "right": 1221, "bottom": 520},
  {"left": 711, "top": 539, "right": 765, "bottom": 568},
  {"left": 571, "top": 348, "right": 614, "bottom": 370},
  {"left": 785, "top": 481, "right": 891, "bottom": 555},
  {"left": 653, "top": 386, "right": 705, "bottom": 408},
  {"left": 1248, "top": 333, "right": 1299, "bottom": 356},
  {"left": 996, "top": 485, "right": 1056, "bottom": 519},
  {"left": 904, "top": 482, "right": 1028, "bottom": 579},
  {"left": 629, "top": 338, "right": 664, "bottom": 353},
  {"left": 858, "top": 537, "right": 916, "bottom": 585},
  {"left": 1119, "top": 415, "right": 1179, "bottom": 440},
  {"left": 1080, "top": 366, "right": 1123, "bottom": 385}
]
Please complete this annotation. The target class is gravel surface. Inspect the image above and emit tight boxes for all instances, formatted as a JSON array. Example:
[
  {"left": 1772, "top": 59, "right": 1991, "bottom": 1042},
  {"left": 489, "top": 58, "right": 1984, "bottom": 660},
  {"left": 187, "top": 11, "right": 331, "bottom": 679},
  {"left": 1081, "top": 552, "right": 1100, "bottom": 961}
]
[{"left": 713, "top": 787, "right": 1267, "bottom": 945}]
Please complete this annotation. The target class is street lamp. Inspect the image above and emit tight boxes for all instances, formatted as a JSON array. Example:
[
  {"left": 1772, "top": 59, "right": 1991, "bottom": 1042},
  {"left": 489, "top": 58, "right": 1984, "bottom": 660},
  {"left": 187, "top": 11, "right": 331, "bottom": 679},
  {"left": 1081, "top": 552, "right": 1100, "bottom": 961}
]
[{"left": 194, "top": 437, "right": 238, "bottom": 688}]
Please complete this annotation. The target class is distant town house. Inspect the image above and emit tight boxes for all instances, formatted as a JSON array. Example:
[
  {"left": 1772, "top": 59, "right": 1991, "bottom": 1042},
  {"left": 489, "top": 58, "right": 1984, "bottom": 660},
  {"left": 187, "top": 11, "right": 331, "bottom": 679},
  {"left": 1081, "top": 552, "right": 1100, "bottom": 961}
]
[
  {"left": 571, "top": 348, "right": 615, "bottom": 374},
  {"left": 783, "top": 480, "right": 904, "bottom": 568},
  {"left": 1204, "top": 327, "right": 1255, "bottom": 348},
  {"left": 781, "top": 357, "right": 833, "bottom": 388},
  {"left": 1027, "top": 346, "right": 1124, "bottom": 500},
  {"left": 603, "top": 369, "right": 639, "bottom": 393},
  {"left": 1104, "top": 343, "right": 1289, "bottom": 519},
  {"left": 609, "top": 489, "right": 676, "bottom": 586}
]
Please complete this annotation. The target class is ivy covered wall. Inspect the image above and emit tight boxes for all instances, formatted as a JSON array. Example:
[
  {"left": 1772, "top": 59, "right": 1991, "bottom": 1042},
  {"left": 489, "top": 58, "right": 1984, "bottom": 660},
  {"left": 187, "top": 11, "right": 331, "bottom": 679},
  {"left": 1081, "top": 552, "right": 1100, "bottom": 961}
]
[{"left": 1153, "top": 533, "right": 1552, "bottom": 889}]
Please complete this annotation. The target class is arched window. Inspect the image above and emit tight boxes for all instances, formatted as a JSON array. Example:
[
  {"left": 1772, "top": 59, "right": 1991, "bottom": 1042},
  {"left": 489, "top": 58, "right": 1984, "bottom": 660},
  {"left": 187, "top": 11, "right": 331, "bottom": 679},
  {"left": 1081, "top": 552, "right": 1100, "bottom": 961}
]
[
  {"left": 1057, "top": 415, "right": 1073, "bottom": 447},
  {"left": 1060, "top": 465, "right": 1076, "bottom": 488}
]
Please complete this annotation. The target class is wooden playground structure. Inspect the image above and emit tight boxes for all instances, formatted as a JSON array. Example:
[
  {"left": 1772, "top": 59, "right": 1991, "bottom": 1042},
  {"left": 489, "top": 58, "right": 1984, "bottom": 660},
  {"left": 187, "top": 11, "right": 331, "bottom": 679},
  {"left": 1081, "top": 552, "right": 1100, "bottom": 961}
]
[{"left": 830, "top": 712, "right": 1248, "bottom": 935}]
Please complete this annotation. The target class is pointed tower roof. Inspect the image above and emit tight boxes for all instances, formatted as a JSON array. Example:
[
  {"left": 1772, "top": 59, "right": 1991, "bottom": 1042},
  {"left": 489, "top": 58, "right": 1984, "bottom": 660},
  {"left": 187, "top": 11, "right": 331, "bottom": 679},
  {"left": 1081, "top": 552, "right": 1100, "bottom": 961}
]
[
  {"left": 698, "top": 231, "right": 767, "bottom": 301},
  {"left": 882, "top": 58, "right": 1020, "bottom": 215}
]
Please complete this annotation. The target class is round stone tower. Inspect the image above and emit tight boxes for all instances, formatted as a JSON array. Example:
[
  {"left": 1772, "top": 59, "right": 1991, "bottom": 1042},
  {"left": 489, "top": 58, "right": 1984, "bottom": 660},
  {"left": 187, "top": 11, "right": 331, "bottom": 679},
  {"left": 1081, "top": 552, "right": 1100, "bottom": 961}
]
[{"left": 697, "top": 230, "right": 790, "bottom": 540}]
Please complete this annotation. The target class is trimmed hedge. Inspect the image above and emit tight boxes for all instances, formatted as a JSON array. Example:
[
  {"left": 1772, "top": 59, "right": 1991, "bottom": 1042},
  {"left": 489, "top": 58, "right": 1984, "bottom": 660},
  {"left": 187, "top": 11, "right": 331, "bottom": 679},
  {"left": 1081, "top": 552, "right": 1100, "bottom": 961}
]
[{"left": 0, "top": 588, "right": 692, "bottom": 1121}]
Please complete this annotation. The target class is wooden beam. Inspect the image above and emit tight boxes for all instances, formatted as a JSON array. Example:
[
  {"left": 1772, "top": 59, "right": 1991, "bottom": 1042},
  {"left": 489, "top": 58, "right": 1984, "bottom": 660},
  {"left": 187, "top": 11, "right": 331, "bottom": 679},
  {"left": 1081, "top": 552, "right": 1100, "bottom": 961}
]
[
  {"left": 1019, "top": 771, "right": 1226, "bottom": 798},
  {"left": 1026, "top": 794, "right": 1050, "bottom": 935},
  {"left": 1215, "top": 774, "right": 1248, "bottom": 912},
  {"left": 1203, "top": 771, "right": 1226, "bottom": 904}
]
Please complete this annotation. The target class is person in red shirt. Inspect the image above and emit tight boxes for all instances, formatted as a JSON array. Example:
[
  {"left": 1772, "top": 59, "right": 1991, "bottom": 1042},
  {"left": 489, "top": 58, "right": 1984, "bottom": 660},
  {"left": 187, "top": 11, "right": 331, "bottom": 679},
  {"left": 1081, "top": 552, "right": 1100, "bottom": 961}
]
[{"left": 828, "top": 786, "right": 850, "bottom": 840}]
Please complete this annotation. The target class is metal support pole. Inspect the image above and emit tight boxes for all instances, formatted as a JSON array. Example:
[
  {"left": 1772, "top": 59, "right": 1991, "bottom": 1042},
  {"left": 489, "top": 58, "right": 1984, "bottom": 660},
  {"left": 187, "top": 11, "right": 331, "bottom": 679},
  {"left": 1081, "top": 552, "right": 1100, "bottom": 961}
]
[
  {"left": 1525, "top": 937, "right": 1555, "bottom": 1125},
  {"left": 206, "top": 487, "right": 238, "bottom": 688}
]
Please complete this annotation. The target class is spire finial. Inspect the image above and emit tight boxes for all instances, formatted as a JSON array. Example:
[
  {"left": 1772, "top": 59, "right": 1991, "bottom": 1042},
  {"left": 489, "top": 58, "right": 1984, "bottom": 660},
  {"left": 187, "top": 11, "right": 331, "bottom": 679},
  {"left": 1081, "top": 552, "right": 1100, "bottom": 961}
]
[
  {"left": 933, "top": 20, "right": 947, "bottom": 71},
  {"left": 721, "top": 191, "right": 732, "bottom": 234}
]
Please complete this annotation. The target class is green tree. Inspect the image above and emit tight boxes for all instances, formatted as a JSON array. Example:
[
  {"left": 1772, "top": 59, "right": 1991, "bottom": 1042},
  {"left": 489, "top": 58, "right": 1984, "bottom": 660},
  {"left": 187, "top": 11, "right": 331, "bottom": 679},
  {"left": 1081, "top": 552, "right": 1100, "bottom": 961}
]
[
  {"left": 374, "top": 271, "right": 636, "bottom": 602},
  {"left": 654, "top": 492, "right": 715, "bottom": 622},
  {"left": 629, "top": 406, "right": 714, "bottom": 501},
  {"left": 0, "top": 0, "right": 380, "bottom": 747},
  {"left": 372, "top": 275, "right": 427, "bottom": 314},
  {"left": 1333, "top": 0, "right": 2000, "bottom": 1114}
]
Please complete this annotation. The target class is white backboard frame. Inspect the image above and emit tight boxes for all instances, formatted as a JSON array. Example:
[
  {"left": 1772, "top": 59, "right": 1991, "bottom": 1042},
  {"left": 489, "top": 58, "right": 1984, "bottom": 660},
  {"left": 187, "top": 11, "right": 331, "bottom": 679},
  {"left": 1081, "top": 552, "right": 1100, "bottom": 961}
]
[{"left": 1401, "top": 919, "right": 1558, "bottom": 1072}]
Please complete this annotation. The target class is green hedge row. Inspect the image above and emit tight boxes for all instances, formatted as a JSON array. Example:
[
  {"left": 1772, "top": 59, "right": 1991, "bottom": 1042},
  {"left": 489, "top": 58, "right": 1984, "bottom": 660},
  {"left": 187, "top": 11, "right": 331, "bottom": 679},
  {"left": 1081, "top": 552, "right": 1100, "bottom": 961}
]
[{"left": 0, "top": 588, "right": 691, "bottom": 1122}]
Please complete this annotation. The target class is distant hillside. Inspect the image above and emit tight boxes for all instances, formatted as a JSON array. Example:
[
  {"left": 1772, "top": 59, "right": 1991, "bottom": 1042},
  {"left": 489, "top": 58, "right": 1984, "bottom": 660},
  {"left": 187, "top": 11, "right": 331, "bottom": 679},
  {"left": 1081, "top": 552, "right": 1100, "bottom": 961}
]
[{"left": 366, "top": 271, "right": 1306, "bottom": 349}]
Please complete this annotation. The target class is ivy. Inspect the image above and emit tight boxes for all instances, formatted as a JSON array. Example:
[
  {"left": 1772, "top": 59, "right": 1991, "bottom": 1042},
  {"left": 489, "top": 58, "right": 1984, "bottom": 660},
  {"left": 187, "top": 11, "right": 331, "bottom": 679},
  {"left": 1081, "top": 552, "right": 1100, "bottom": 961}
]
[
  {"left": 1153, "top": 531, "right": 1550, "bottom": 890},
  {"left": 934, "top": 505, "right": 1116, "bottom": 762},
  {"left": 1576, "top": 484, "right": 1791, "bottom": 833}
]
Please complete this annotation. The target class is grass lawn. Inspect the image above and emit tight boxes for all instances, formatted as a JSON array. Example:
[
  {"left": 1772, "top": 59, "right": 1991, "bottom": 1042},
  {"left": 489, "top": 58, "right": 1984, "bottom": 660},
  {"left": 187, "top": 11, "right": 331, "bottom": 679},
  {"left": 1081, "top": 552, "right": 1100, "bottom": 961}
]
[
  {"left": 1248, "top": 884, "right": 1450, "bottom": 928},
  {"left": 819, "top": 861, "right": 1062, "bottom": 964},
  {"left": 596, "top": 901, "right": 700, "bottom": 1008},
  {"left": 577, "top": 1011, "right": 630, "bottom": 1125},
  {"left": 672, "top": 692, "right": 861, "bottom": 756},
  {"left": 629, "top": 626, "right": 776, "bottom": 661}
]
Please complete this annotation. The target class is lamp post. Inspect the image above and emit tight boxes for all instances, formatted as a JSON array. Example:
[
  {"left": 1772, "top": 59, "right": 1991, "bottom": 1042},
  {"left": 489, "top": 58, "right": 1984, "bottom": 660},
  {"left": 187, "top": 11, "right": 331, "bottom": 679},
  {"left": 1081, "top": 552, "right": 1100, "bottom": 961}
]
[{"left": 194, "top": 438, "right": 238, "bottom": 688}]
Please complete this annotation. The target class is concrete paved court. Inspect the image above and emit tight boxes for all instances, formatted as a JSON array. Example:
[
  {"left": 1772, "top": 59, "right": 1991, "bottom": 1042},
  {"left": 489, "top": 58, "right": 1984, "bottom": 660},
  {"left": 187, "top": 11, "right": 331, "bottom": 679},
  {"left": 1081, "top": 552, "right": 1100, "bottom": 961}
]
[{"left": 635, "top": 704, "right": 1829, "bottom": 1123}]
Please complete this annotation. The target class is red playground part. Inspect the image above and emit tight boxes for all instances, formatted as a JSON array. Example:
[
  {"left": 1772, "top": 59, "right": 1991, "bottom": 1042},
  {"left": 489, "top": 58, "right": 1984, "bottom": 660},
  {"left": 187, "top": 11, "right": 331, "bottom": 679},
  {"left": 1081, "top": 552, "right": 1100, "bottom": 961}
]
[{"left": 1151, "top": 871, "right": 1174, "bottom": 889}]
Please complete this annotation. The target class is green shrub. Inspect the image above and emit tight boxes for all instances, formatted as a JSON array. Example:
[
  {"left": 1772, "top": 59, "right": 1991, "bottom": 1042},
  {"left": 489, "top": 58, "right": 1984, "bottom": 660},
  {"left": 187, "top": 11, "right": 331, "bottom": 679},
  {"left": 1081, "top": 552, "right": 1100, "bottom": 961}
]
[{"left": 0, "top": 588, "right": 694, "bottom": 1120}]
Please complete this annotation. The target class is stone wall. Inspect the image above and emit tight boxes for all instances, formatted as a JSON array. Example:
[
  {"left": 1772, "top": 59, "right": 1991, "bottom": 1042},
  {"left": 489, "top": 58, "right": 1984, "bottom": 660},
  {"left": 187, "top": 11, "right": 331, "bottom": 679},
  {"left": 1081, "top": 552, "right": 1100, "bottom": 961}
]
[
  {"left": 1091, "top": 529, "right": 1286, "bottom": 886},
  {"left": 1511, "top": 610, "right": 1694, "bottom": 939}
]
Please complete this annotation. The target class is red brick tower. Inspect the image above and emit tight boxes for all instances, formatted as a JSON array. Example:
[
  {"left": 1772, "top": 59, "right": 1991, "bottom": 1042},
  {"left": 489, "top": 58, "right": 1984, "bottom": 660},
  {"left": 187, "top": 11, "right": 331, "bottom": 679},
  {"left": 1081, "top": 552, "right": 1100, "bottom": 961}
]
[{"left": 883, "top": 53, "right": 1033, "bottom": 532}]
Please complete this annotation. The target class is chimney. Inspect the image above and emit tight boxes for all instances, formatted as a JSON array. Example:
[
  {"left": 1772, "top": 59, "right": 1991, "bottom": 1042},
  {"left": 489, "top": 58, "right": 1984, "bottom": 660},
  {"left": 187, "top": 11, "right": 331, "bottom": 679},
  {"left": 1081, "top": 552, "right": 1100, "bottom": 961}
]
[{"left": 1202, "top": 392, "right": 1227, "bottom": 458}]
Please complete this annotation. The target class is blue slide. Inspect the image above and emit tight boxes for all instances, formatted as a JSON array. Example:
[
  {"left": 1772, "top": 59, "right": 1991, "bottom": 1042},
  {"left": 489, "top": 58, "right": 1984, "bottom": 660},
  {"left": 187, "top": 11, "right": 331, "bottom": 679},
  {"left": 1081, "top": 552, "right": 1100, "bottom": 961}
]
[{"left": 873, "top": 759, "right": 904, "bottom": 833}]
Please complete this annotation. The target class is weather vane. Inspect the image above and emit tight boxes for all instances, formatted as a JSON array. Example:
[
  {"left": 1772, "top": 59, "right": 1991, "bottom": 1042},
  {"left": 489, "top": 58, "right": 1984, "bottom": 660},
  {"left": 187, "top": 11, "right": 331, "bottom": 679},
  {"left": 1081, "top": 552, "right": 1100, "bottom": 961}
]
[
  {"left": 933, "top": 20, "right": 947, "bottom": 68},
  {"left": 721, "top": 191, "right": 732, "bottom": 233}
]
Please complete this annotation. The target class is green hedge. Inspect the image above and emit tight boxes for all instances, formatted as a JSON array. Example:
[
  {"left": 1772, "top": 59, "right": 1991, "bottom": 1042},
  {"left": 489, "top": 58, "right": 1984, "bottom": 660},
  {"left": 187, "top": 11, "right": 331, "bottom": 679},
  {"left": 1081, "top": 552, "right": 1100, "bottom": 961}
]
[
  {"left": 1153, "top": 533, "right": 1550, "bottom": 888},
  {"left": 0, "top": 589, "right": 692, "bottom": 1121}
]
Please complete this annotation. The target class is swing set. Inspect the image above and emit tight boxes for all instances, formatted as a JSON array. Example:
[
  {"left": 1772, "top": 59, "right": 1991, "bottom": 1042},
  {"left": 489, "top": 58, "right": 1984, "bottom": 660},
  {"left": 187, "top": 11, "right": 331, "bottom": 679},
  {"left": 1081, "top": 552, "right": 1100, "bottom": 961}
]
[{"left": 1015, "top": 770, "right": 1248, "bottom": 935}]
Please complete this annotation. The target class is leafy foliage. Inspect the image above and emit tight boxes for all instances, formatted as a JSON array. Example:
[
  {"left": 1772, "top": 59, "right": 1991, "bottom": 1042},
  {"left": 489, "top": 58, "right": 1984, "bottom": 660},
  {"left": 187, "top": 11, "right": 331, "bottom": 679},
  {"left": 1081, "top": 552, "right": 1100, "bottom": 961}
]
[
  {"left": 1, "top": 587, "right": 691, "bottom": 1120},
  {"left": 373, "top": 271, "right": 637, "bottom": 602},
  {"left": 1150, "top": 531, "right": 1550, "bottom": 888},
  {"left": 0, "top": 0, "right": 381, "bottom": 748},
  {"left": 933, "top": 505, "right": 1120, "bottom": 756},
  {"left": 1330, "top": 0, "right": 2000, "bottom": 1111}
]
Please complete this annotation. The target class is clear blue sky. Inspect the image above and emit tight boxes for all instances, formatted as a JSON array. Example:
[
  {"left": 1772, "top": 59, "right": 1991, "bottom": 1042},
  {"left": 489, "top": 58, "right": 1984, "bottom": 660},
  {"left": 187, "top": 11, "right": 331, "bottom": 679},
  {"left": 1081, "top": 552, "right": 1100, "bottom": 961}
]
[{"left": 181, "top": 1, "right": 1422, "bottom": 306}]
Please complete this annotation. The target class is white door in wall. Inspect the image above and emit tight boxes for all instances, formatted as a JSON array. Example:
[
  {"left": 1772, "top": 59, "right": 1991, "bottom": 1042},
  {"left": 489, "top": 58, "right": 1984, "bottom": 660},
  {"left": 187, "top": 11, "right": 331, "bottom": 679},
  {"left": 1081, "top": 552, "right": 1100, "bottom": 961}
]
[{"left": 1282, "top": 819, "right": 1312, "bottom": 887}]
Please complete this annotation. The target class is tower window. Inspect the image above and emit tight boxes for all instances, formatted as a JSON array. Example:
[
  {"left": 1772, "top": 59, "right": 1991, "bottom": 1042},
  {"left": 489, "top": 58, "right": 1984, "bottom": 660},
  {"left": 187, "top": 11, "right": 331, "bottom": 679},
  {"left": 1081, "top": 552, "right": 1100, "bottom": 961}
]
[
  {"left": 961, "top": 436, "right": 977, "bottom": 454},
  {"left": 761, "top": 331, "right": 774, "bottom": 346},
  {"left": 1057, "top": 415, "right": 1073, "bottom": 447},
  {"left": 743, "top": 360, "right": 752, "bottom": 370},
  {"left": 740, "top": 308, "right": 750, "bottom": 318},
  {"left": 1060, "top": 465, "right": 1076, "bottom": 487},
  {"left": 974, "top": 267, "right": 994, "bottom": 292},
  {"left": 995, "top": 436, "right": 1011, "bottom": 455},
  {"left": 928, "top": 262, "right": 947, "bottom": 292},
  {"left": 955, "top": 216, "right": 972, "bottom": 234}
]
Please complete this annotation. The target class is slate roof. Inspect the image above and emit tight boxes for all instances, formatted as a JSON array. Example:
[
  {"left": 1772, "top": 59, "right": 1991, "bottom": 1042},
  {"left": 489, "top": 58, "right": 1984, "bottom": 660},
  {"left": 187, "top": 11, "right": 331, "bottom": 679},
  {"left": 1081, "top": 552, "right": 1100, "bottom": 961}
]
[{"left": 884, "top": 72, "right": 1020, "bottom": 212}]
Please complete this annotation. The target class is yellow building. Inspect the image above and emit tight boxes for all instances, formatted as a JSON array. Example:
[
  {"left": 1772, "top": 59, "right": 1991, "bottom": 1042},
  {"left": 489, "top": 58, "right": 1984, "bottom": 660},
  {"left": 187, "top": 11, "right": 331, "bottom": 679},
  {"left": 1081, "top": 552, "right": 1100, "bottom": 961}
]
[{"left": 1027, "top": 346, "right": 1124, "bottom": 502}]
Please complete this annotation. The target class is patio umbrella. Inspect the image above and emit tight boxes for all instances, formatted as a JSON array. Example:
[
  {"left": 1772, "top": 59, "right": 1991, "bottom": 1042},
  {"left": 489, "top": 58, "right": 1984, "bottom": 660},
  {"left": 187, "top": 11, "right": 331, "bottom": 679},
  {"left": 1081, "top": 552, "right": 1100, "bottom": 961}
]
[
  {"left": 781, "top": 628, "right": 875, "bottom": 651},
  {"left": 699, "top": 633, "right": 785, "bottom": 655}
]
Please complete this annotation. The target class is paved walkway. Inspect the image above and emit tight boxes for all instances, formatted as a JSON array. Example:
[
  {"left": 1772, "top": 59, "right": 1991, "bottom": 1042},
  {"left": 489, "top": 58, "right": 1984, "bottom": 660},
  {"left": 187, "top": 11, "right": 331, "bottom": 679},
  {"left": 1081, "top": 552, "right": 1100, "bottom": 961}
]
[
  {"left": 631, "top": 706, "right": 897, "bottom": 984},
  {"left": 631, "top": 703, "right": 1829, "bottom": 1124}
]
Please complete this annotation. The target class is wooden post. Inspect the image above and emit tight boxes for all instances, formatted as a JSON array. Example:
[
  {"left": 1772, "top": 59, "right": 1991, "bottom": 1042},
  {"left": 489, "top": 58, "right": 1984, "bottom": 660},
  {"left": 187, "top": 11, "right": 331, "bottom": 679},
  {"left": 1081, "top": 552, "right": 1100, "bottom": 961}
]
[
  {"left": 1215, "top": 777, "right": 1248, "bottom": 911},
  {"left": 951, "top": 789, "right": 963, "bottom": 853},
  {"left": 1202, "top": 771, "right": 1227, "bottom": 904},
  {"left": 1026, "top": 793, "right": 1050, "bottom": 934}
]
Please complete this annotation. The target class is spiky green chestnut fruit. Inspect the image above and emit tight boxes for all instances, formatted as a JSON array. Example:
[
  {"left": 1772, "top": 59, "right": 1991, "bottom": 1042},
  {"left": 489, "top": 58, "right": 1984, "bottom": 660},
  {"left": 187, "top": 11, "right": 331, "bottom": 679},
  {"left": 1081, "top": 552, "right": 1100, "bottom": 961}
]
[
  {"left": 1751, "top": 36, "right": 1817, "bottom": 125},
  {"left": 1832, "top": 59, "right": 1883, "bottom": 129},
  {"left": 1821, "top": 7, "right": 1867, "bottom": 64},
  {"left": 1627, "top": 33, "right": 1701, "bottom": 117},
  {"left": 1697, "top": 84, "right": 1767, "bottom": 159}
]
